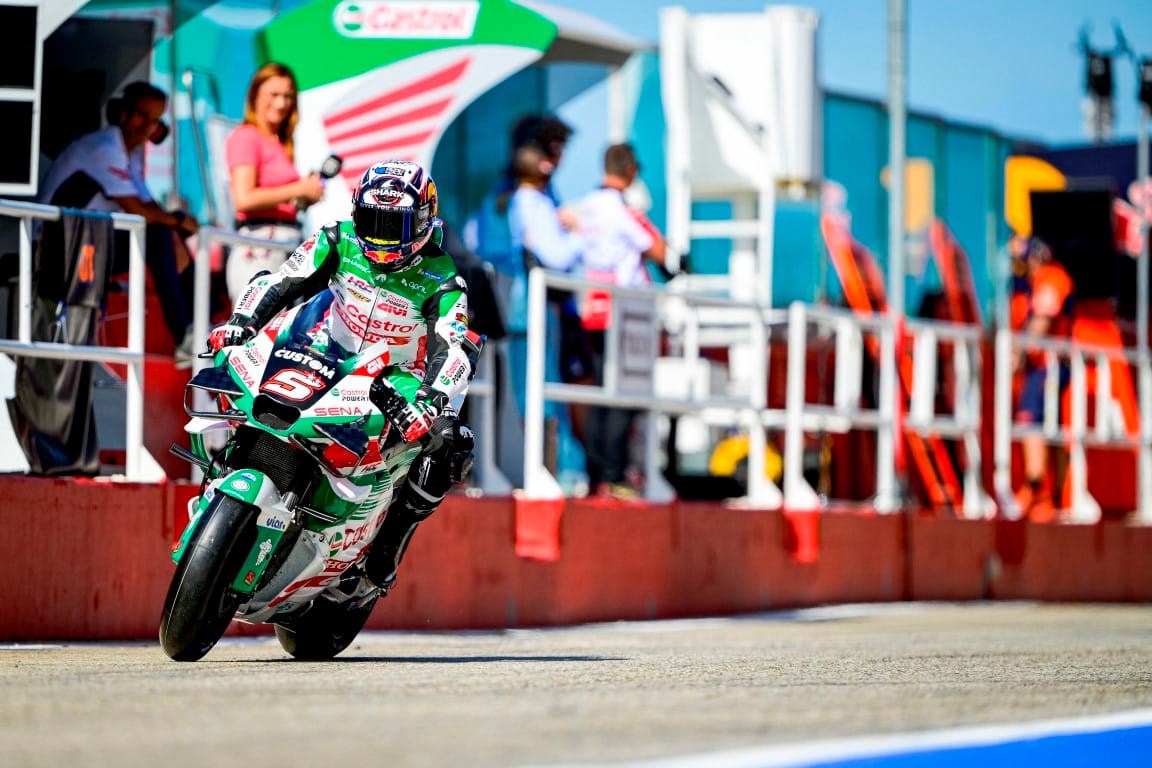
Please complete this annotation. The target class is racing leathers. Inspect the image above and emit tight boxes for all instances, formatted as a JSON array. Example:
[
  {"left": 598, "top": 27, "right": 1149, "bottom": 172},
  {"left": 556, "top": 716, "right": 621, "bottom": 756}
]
[{"left": 212, "top": 220, "right": 477, "bottom": 594}]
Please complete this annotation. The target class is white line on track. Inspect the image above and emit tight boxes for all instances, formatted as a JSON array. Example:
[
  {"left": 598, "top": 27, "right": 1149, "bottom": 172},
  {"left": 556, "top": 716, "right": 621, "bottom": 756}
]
[{"left": 0, "top": 644, "right": 64, "bottom": 650}]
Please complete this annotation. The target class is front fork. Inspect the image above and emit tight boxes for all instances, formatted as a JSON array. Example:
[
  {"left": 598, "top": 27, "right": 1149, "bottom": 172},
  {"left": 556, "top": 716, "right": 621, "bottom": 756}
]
[{"left": 171, "top": 468, "right": 297, "bottom": 595}]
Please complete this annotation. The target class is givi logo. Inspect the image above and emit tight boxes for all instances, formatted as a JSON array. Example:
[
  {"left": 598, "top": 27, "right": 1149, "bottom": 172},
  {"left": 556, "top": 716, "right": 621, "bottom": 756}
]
[{"left": 333, "top": 1, "right": 479, "bottom": 39}]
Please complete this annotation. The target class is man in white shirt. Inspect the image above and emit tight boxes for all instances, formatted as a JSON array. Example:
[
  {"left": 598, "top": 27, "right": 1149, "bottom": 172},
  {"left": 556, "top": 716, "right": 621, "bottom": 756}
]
[
  {"left": 577, "top": 143, "right": 667, "bottom": 498},
  {"left": 39, "top": 81, "right": 199, "bottom": 360},
  {"left": 505, "top": 143, "right": 592, "bottom": 487}
]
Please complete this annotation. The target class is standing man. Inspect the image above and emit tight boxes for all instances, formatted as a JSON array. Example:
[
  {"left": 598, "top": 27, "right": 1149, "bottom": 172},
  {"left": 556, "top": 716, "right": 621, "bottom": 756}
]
[{"left": 577, "top": 143, "right": 666, "bottom": 498}]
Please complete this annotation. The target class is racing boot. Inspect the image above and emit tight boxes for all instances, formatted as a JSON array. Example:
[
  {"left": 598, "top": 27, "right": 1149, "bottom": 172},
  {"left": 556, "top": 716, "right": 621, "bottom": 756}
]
[
  {"left": 365, "top": 420, "right": 475, "bottom": 595},
  {"left": 364, "top": 486, "right": 437, "bottom": 596}
]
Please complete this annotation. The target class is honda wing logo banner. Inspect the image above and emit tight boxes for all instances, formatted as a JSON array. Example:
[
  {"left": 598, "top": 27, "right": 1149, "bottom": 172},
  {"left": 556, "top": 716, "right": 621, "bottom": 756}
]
[{"left": 334, "top": 1, "right": 479, "bottom": 39}]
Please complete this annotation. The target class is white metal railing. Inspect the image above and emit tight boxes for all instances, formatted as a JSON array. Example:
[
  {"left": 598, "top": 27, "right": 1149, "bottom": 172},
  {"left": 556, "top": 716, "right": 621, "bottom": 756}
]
[
  {"left": 781, "top": 302, "right": 897, "bottom": 512},
  {"left": 12, "top": 211, "right": 1144, "bottom": 520},
  {"left": 993, "top": 326, "right": 1152, "bottom": 523},
  {"left": 782, "top": 306, "right": 987, "bottom": 517},
  {"left": 522, "top": 272, "right": 994, "bottom": 518},
  {"left": 523, "top": 267, "right": 788, "bottom": 504},
  {"left": 904, "top": 315, "right": 991, "bottom": 519},
  {"left": 0, "top": 199, "right": 148, "bottom": 479},
  {"left": 520, "top": 267, "right": 1152, "bottom": 524}
]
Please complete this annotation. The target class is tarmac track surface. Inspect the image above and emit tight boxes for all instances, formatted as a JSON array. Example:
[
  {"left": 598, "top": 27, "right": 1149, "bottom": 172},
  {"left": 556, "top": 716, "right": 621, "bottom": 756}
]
[{"left": 1, "top": 602, "right": 1150, "bottom": 768}]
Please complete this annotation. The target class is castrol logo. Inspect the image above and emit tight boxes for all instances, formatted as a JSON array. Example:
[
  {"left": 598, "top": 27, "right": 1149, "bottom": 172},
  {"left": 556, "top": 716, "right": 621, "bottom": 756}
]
[{"left": 333, "top": 1, "right": 478, "bottom": 39}]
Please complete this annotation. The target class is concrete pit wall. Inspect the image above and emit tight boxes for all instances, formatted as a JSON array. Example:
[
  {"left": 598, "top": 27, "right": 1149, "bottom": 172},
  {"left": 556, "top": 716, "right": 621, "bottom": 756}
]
[{"left": 0, "top": 476, "right": 1148, "bottom": 642}]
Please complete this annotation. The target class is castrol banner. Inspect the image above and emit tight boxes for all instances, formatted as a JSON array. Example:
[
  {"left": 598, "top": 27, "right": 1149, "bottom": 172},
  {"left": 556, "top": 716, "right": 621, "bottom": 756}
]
[{"left": 258, "top": 0, "right": 557, "bottom": 228}]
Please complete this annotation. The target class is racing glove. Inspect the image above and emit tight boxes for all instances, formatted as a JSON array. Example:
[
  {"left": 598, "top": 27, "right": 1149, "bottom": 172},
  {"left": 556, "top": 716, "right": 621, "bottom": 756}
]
[
  {"left": 208, "top": 320, "right": 257, "bottom": 351},
  {"left": 372, "top": 381, "right": 450, "bottom": 444}
]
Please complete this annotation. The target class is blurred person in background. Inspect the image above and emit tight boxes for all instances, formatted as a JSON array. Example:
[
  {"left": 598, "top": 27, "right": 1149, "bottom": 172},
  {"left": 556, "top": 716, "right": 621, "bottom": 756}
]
[
  {"left": 38, "top": 80, "right": 198, "bottom": 362},
  {"left": 469, "top": 112, "right": 576, "bottom": 275},
  {"left": 11, "top": 81, "right": 198, "bottom": 474},
  {"left": 224, "top": 62, "right": 325, "bottom": 304},
  {"left": 506, "top": 142, "right": 590, "bottom": 482},
  {"left": 1011, "top": 236, "right": 1074, "bottom": 522},
  {"left": 506, "top": 116, "right": 595, "bottom": 431},
  {"left": 503, "top": 114, "right": 573, "bottom": 204},
  {"left": 577, "top": 143, "right": 666, "bottom": 499}
]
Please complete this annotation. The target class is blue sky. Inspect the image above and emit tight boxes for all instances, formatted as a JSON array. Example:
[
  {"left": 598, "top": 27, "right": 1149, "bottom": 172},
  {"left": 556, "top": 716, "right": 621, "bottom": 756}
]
[{"left": 538, "top": 0, "right": 1152, "bottom": 146}]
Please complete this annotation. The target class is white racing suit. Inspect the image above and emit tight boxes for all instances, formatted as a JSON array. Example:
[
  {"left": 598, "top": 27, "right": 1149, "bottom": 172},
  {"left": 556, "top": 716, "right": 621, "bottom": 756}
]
[{"left": 222, "top": 220, "right": 477, "bottom": 592}]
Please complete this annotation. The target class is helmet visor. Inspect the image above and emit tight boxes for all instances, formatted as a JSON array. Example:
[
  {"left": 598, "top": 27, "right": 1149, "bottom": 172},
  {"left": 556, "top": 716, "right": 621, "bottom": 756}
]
[{"left": 356, "top": 205, "right": 426, "bottom": 252}]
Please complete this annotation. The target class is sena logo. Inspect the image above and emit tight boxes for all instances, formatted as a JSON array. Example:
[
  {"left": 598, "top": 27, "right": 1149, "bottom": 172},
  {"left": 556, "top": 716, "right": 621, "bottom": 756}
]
[
  {"left": 315, "top": 406, "right": 366, "bottom": 417},
  {"left": 233, "top": 360, "right": 257, "bottom": 389}
]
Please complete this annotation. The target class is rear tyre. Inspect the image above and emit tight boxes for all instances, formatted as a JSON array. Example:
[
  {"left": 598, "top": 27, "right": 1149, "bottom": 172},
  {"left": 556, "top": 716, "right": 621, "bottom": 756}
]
[
  {"left": 159, "top": 497, "right": 257, "bottom": 661},
  {"left": 275, "top": 591, "right": 379, "bottom": 660}
]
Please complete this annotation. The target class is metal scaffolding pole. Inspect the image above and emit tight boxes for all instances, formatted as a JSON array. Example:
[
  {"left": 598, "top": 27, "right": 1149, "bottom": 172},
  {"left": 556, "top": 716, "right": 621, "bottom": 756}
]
[{"left": 885, "top": 0, "right": 907, "bottom": 508}]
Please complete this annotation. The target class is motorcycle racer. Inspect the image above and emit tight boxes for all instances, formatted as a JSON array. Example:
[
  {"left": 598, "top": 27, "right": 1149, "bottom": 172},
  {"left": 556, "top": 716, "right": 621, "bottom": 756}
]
[{"left": 209, "top": 159, "right": 476, "bottom": 596}]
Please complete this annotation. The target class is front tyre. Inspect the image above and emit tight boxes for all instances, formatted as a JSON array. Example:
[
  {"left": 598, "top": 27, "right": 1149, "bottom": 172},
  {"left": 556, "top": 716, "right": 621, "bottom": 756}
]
[
  {"left": 275, "top": 591, "right": 379, "bottom": 660},
  {"left": 159, "top": 497, "right": 257, "bottom": 661}
]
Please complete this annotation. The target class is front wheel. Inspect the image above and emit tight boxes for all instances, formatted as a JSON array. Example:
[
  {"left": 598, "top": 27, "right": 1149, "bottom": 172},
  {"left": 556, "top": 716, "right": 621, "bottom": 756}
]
[
  {"left": 275, "top": 590, "right": 379, "bottom": 660},
  {"left": 159, "top": 496, "right": 257, "bottom": 661}
]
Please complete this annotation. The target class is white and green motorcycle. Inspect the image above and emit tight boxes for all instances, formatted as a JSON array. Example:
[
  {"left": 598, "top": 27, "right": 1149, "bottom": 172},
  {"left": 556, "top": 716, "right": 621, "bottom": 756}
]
[{"left": 159, "top": 291, "right": 480, "bottom": 662}]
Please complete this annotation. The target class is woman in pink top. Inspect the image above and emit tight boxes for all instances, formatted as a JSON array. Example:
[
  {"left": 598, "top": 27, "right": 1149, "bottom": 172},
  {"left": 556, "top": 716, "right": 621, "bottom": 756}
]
[{"left": 224, "top": 62, "right": 324, "bottom": 302}]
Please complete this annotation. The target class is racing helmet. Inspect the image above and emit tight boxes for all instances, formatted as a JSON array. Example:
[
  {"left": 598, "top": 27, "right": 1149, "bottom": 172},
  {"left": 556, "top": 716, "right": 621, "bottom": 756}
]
[{"left": 351, "top": 159, "right": 441, "bottom": 272}]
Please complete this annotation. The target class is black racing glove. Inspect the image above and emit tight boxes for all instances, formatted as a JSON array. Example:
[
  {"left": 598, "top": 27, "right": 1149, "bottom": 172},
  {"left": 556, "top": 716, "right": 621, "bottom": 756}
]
[
  {"left": 371, "top": 380, "right": 449, "bottom": 444},
  {"left": 208, "top": 318, "right": 257, "bottom": 351}
]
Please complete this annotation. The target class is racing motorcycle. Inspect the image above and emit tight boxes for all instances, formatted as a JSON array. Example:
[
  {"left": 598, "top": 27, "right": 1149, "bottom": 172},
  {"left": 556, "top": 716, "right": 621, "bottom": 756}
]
[{"left": 159, "top": 290, "right": 481, "bottom": 662}]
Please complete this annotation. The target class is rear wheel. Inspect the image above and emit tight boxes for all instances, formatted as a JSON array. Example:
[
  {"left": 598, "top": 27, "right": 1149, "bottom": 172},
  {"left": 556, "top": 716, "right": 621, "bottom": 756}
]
[
  {"left": 159, "top": 497, "right": 257, "bottom": 661},
  {"left": 275, "top": 590, "right": 379, "bottom": 660}
]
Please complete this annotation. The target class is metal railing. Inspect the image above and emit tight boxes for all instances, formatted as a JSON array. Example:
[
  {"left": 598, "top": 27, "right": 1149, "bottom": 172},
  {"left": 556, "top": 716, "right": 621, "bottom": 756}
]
[
  {"left": 905, "top": 315, "right": 991, "bottom": 519},
  {"left": 780, "top": 302, "right": 897, "bottom": 512},
  {"left": 518, "top": 265, "right": 1152, "bottom": 524},
  {"left": 521, "top": 270, "right": 993, "bottom": 515},
  {"left": 993, "top": 326, "right": 1152, "bottom": 523},
  {"left": 0, "top": 199, "right": 149, "bottom": 479},
  {"left": 9, "top": 210, "right": 1146, "bottom": 522},
  {"left": 522, "top": 270, "right": 989, "bottom": 519},
  {"left": 523, "top": 266, "right": 786, "bottom": 504}
]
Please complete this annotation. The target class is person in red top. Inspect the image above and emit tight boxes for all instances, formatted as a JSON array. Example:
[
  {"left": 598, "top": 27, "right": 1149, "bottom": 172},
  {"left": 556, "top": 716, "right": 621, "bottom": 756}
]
[
  {"left": 224, "top": 62, "right": 325, "bottom": 303},
  {"left": 1012, "top": 237, "right": 1074, "bottom": 521}
]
